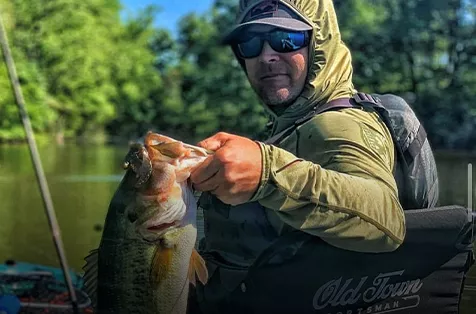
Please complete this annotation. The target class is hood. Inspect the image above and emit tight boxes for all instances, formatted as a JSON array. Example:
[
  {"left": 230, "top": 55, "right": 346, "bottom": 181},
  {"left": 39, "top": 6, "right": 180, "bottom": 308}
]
[{"left": 230, "top": 0, "right": 356, "bottom": 135}]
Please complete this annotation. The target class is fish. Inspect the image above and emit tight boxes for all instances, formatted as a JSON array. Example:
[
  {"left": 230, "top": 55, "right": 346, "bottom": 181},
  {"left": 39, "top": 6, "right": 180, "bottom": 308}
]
[{"left": 82, "top": 131, "right": 211, "bottom": 314}]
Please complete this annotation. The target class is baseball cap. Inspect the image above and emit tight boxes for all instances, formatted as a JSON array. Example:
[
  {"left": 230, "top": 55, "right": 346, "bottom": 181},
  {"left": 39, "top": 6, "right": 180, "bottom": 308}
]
[{"left": 222, "top": 0, "right": 313, "bottom": 44}]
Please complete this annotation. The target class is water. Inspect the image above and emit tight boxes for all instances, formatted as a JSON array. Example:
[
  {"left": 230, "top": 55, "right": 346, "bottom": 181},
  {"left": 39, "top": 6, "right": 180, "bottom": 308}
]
[
  {"left": 0, "top": 143, "right": 475, "bottom": 312},
  {"left": 0, "top": 143, "right": 127, "bottom": 273}
]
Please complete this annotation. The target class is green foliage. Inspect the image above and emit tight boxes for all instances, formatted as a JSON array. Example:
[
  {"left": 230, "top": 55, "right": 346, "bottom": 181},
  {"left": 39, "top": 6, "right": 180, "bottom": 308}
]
[
  {"left": 0, "top": 0, "right": 474, "bottom": 149},
  {"left": 160, "top": 3, "right": 267, "bottom": 143},
  {"left": 335, "top": 0, "right": 476, "bottom": 149},
  {"left": 105, "top": 5, "right": 164, "bottom": 140},
  {"left": 109, "top": 0, "right": 267, "bottom": 143}
]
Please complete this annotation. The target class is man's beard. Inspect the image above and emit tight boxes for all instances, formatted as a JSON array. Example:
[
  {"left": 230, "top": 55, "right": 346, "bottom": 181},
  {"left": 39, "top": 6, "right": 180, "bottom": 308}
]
[
  {"left": 255, "top": 85, "right": 301, "bottom": 114},
  {"left": 260, "top": 87, "right": 294, "bottom": 106}
]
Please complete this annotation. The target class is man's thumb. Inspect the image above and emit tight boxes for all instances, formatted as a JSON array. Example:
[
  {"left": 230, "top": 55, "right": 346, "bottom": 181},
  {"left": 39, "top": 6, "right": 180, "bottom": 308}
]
[{"left": 197, "top": 132, "right": 231, "bottom": 151}]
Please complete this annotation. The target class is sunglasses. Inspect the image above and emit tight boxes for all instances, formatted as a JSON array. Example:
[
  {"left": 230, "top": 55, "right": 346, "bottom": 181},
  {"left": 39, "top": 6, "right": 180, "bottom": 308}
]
[{"left": 234, "top": 30, "right": 310, "bottom": 59}]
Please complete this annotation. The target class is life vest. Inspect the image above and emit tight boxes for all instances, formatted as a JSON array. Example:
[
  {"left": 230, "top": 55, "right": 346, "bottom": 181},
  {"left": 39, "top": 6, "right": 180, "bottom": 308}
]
[{"left": 197, "top": 193, "right": 279, "bottom": 268}]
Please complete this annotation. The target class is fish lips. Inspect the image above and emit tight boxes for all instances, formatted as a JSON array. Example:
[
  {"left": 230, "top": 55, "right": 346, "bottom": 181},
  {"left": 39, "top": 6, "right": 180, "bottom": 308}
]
[{"left": 138, "top": 221, "right": 181, "bottom": 242}]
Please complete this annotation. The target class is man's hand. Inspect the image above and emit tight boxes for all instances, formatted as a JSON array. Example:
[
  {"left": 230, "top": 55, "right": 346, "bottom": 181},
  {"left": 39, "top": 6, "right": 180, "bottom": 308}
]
[{"left": 190, "top": 132, "right": 262, "bottom": 205}]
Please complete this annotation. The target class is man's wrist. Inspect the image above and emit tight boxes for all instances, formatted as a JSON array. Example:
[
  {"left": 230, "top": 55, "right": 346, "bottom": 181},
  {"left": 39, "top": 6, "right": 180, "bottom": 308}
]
[{"left": 248, "top": 141, "right": 271, "bottom": 202}]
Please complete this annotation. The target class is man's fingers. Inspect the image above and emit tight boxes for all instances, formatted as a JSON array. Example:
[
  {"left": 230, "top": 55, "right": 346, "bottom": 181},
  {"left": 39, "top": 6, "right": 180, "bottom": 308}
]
[
  {"left": 197, "top": 132, "right": 231, "bottom": 151},
  {"left": 190, "top": 155, "right": 220, "bottom": 184},
  {"left": 191, "top": 133, "right": 232, "bottom": 190},
  {"left": 192, "top": 170, "right": 221, "bottom": 192}
]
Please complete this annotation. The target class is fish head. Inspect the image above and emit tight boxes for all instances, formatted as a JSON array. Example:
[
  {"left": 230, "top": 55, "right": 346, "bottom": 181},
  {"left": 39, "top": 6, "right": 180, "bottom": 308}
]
[
  {"left": 123, "top": 143, "right": 152, "bottom": 188},
  {"left": 126, "top": 132, "right": 211, "bottom": 242},
  {"left": 144, "top": 132, "right": 210, "bottom": 159}
]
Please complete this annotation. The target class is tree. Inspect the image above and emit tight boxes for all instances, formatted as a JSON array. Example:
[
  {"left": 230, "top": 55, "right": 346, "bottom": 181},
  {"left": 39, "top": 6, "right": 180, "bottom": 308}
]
[{"left": 335, "top": 0, "right": 476, "bottom": 149}]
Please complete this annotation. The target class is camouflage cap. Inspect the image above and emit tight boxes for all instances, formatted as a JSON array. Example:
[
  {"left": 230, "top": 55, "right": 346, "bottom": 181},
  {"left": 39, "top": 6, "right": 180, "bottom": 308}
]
[{"left": 222, "top": 0, "right": 312, "bottom": 44}]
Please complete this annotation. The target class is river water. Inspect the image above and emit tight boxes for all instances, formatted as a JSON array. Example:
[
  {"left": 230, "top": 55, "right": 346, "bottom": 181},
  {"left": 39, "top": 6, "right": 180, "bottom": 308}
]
[{"left": 0, "top": 143, "right": 474, "bottom": 312}]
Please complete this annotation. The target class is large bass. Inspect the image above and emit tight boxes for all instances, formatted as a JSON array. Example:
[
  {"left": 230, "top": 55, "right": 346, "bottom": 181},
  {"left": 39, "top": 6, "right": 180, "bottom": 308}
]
[{"left": 83, "top": 131, "right": 210, "bottom": 314}]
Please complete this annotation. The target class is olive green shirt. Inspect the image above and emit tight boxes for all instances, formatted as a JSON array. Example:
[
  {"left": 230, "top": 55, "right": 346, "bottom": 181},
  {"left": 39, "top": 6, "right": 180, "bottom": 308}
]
[
  {"left": 228, "top": 0, "right": 405, "bottom": 254},
  {"left": 250, "top": 106, "right": 405, "bottom": 253}
]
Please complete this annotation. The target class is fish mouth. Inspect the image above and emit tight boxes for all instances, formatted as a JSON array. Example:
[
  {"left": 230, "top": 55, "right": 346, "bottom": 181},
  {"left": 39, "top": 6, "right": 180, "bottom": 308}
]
[
  {"left": 138, "top": 220, "right": 181, "bottom": 242},
  {"left": 146, "top": 221, "right": 180, "bottom": 233}
]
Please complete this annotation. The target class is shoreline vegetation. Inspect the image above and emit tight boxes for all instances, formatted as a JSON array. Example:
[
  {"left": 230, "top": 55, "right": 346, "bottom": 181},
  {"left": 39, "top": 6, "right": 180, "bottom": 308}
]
[{"left": 0, "top": 0, "right": 474, "bottom": 150}]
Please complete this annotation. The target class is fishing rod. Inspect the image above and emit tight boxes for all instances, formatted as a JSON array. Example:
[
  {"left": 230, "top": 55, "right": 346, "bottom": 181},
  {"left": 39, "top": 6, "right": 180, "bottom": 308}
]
[
  {"left": 469, "top": 164, "right": 475, "bottom": 247},
  {"left": 0, "top": 11, "right": 80, "bottom": 314}
]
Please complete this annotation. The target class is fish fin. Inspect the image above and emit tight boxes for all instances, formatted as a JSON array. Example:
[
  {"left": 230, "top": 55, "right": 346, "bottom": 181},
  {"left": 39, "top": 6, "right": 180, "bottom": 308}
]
[
  {"left": 188, "top": 248, "right": 209, "bottom": 287},
  {"left": 150, "top": 245, "right": 174, "bottom": 286},
  {"left": 83, "top": 248, "right": 99, "bottom": 310}
]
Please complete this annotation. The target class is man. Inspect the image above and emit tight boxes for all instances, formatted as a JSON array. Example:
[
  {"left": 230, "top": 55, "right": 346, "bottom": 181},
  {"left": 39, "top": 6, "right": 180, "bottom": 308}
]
[{"left": 189, "top": 0, "right": 406, "bottom": 312}]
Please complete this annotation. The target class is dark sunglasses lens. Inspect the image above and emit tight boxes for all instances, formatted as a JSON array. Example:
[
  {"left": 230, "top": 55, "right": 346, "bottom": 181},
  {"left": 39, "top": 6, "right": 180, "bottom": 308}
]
[
  {"left": 269, "top": 31, "right": 307, "bottom": 52},
  {"left": 237, "top": 36, "right": 263, "bottom": 58}
]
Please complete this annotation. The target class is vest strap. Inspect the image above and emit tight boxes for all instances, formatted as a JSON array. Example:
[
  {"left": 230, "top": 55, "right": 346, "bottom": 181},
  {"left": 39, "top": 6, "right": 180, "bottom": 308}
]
[
  {"left": 404, "top": 124, "right": 427, "bottom": 165},
  {"left": 264, "top": 97, "right": 358, "bottom": 145}
]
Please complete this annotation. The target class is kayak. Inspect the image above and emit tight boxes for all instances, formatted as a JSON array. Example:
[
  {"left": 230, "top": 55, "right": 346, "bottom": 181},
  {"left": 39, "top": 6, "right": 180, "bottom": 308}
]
[{"left": 0, "top": 259, "right": 92, "bottom": 313}]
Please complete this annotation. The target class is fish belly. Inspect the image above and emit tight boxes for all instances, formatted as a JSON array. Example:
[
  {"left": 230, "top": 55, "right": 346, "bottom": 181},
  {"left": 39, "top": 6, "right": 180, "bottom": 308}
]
[{"left": 154, "top": 224, "right": 198, "bottom": 314}]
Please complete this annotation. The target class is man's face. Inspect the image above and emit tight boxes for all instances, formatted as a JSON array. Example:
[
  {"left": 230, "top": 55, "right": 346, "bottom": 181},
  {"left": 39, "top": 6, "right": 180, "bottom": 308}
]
[{"left": 242, "top": 29, "right": 309, "bottom": 109}]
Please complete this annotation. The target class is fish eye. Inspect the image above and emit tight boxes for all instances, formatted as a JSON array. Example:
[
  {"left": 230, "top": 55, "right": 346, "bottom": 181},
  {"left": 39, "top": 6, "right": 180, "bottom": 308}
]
[{"left": 127, "top": 209, "right": 138, "bottom": 223}]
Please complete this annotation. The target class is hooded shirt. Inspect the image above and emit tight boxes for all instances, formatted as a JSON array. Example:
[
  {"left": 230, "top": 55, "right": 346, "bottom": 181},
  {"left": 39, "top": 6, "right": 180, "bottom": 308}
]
[
  {"left": 229, "top": 0, "right": 406, "bottom": 253},
  {"left": 198, "top": 0, "right": 404, "bottom": 265},
  {"left": 231, "top": 0, "right": 356, "bottom": 134}
]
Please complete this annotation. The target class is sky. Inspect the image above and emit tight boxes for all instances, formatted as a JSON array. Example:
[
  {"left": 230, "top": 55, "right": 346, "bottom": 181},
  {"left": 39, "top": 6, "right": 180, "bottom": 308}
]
[{"left": 120, "top": 0, "right": 215, "bottom": 35}]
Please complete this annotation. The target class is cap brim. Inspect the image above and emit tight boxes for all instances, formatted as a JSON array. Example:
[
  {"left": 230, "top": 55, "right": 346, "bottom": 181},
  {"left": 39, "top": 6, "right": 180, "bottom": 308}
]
[{"left": 221, "top": 17, "right": 312, "bottom": 45}]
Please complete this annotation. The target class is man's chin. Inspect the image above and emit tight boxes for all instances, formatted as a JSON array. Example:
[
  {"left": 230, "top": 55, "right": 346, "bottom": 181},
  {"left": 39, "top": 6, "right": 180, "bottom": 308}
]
[{"left": 261, "top": 91, "right": 294, "bottom": 108}]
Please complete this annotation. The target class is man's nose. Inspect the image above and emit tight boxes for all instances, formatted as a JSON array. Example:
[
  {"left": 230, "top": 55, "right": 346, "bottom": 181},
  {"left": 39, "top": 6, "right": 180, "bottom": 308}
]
[{"left": 258, "top": 41, "right": 280, "bottom": 63}]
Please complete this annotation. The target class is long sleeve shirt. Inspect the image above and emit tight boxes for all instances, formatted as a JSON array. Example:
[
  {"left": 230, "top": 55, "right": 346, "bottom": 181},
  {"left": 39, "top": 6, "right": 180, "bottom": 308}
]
[{"left": 249, "top": 106, "right": 405, "bottom": 253}]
